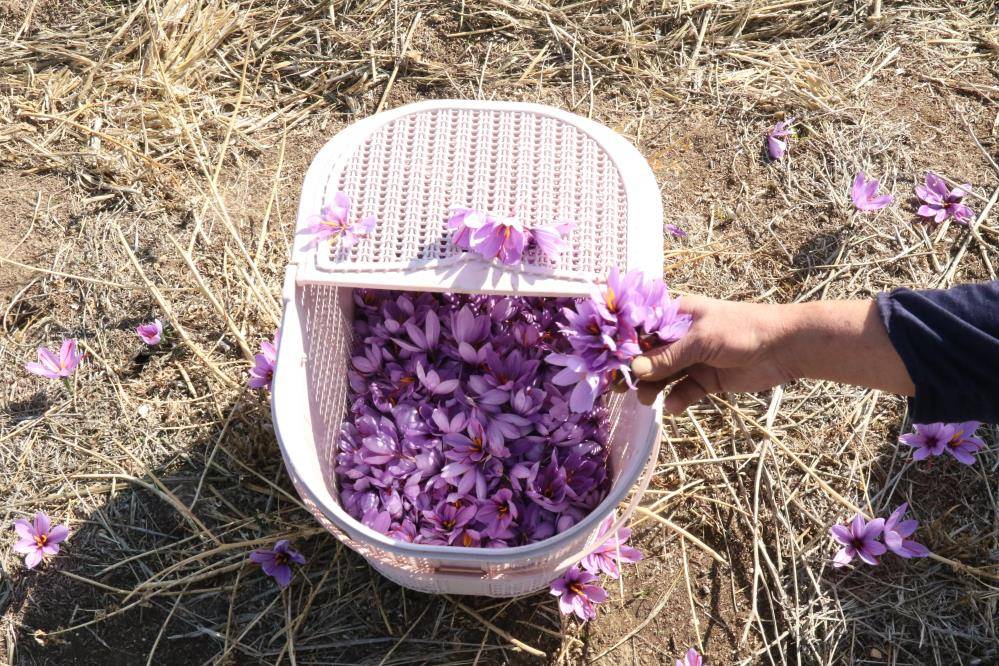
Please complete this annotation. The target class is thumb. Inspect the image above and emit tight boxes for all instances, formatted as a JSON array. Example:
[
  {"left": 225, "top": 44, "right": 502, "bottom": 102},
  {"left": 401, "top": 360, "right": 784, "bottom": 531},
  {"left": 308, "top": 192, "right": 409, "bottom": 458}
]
[{"left": 631, "top": 332, "right": 701, "bottom": 383}]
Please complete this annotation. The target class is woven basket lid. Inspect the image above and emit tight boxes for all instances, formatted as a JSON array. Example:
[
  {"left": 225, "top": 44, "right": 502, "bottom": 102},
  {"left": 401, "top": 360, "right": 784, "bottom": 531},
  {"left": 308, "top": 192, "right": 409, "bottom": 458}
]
[{"left": 291, "top": 101, "right": 663, "bottom": 296}]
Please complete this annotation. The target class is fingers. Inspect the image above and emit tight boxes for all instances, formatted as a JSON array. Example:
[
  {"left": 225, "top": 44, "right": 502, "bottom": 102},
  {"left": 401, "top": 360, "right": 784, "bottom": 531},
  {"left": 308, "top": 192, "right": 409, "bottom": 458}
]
[
  {"left": 631, "top": 333, "right": 698, "bottom": 383},
  {"left": 661, "top": 375, "right": 710, "bottom": 415},
  {"left": 637, "top": 377, "right": 669, "bottom": 405}
]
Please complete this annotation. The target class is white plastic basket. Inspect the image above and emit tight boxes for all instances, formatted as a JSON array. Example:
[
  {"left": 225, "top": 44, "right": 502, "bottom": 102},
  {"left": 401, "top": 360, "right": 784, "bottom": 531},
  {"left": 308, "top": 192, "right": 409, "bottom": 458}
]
[{"left": 272, "top": 100, "right": 664, "bottom": 596}]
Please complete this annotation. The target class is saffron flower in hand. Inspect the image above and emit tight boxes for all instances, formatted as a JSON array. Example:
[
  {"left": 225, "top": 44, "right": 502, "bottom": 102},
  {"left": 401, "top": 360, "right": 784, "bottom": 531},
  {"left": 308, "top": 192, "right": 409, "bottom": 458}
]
[
  {"left": 915, "top": 172, "right": 974, "bottom": 225},
  {"left": 249, "top": 539, "right": 306, "bottom": 588},
  {"left": 248, "top": 333, "right": 278, "bottom": 390},
  {"left": 550, "top": 566, "right": 607, "bottom": 621},
  {"left": 850, "top": 172, "right": 893, "bottom": 212},
  {"left": 829, "top": 513, "right": 886, "bottom": 567},
  {"left": 303, "top": 190, "right": 377, "bottom": 249},
  {"left": 677, "top": 648, "right": 703, "bottom": 666},
  {"left": 135, "top": 319, "right": 164, "bottom": 345},
  {"left": 26, "top": 339, "right": 83, "bottom": 379},
  {"left": 941, "top": 421, "right": 985, "bottom": 465},
  {"left": 13, "top": 512, "right": 69, "bottom": 569},
  {"left": 882, "top": 503, "right": 930, "bottom": 559},
  {"left": 581, "top": 514, "right": 643, "bottom": 579},
  {"left": 766, "top": 117, "right": 795, "bottom": 160}
]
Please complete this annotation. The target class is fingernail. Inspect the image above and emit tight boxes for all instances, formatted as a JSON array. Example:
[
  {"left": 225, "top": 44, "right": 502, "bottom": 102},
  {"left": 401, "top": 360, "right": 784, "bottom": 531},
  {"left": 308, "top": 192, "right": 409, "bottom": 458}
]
[{"left": 631, "top": 355, "right": 652, "bottom": 378}]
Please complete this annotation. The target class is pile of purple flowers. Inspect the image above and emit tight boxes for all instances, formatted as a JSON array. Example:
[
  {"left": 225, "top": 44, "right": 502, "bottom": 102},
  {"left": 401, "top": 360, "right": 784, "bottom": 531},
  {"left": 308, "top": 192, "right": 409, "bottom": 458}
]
[{"left": 336, "top": 289, "right": 614, "bottom": 546}]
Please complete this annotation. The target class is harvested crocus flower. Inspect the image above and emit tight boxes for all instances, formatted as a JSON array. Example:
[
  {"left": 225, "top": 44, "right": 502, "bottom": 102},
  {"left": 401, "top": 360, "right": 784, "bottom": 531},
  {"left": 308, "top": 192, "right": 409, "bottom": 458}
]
[
  {"left": 666, "top": 223, "right": 688, "bottom": 238},
  {"left": 249, "top": 539, "right": 306, "bottom": 588},
  {"left": 303, "top": 190, "right": 377, "bottom": 248},
  {"left": 916, "top": 172, "right": 974, "bottom": 225},
  {"left": 528, "top": 220, "right": 576, "bottom": 261},
  {"left": 829, "top": 513, "right": 886, "bottom": 567},
  {"left": 899, "top": 422, "right": 951, "bottom": 461},
  {"left": 25, "top": 339, "right": 83, "bottom": 380},
  {"left": 677, "top": 648, "right": 703, "bottom": 666},
  {"left": 470, "top": 214, "right": 527, "bottom": 265},
  {"left": 550, "top": 268, "right": 689, "bottom": 412},
  {"left": 549, "top": 566, "right": 607, "bottom": 621},
  {"left": 766, "top": 117, "right": 795, "bottom": 160},
  {"left": 882, "top": 503, "right": 929, "bottom": 559},
  {"left": 248, "top": 333, "right": 279, "bottom": 390},
  {"left": 941, "top": 421, "right": 985, "bottom": 465},
  {"left": 850, "top": 172, "right": 893, "bottom": 212},
  {"left": 135, "top": 319, "right": 164, "bottom": 345},
  {"left": 447, "top": 207, "right": 490, "bottom": 251},
  {"left": 581, "top": 515, "right": 643, "bottom": 579},
  {"left": 336, "top": 290, "right": 612, "bottom": 547},
  {"left": 13, "top": 511, "right": 69, "bottom": 569}
]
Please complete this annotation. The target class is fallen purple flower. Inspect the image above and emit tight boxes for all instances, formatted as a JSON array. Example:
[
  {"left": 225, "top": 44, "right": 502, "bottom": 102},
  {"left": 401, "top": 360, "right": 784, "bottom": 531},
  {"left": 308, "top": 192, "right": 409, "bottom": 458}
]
[
  {"left": 249, "top": 332, "right": 279, "bottom": 390},
  {"left": 829, "top": 513, "right": 886, "bottom": 567},
  {"left": 13, "top": 511, "right": 69, "bottom": 569},
  {"left": 549, "top": 566, "right": 607, "bottom": 621},
  {"left": 882, "top": 502, "right": 930, "bottom": 559},
  {"left": 666, "top": 223, "right": 688, "bottom": 238},
  {"left": 303, "top": 190, "right": 377, "bottom": 248},
  {"left": 528, "top": 220, "right": 576, "bottom": 261},
  {"left": 581, "top": 514, "right": 643, "bottom": 579},
  {"left": 916, "top": 172, "right": 974, "bottom": 225},
  {"left": 677, "top": 648, "right": 703, "bottom": 666},
  {"left": 851, "top": 172, "right": 893, "bottom": 212},
  {"left": 766, "top": 117, "right": 795, "bottom": 160},
  {"left": 136, "top": 319, "right": 164, "bottom": 345},
  {"left": 249, "top": 539, "right": 306, "bottom": 588},
  {"left": 25, "top": 339, "right": 83, "bottom": 380},
  {"left": 469, "top": 213, "right": 527, "bottom": 265}
]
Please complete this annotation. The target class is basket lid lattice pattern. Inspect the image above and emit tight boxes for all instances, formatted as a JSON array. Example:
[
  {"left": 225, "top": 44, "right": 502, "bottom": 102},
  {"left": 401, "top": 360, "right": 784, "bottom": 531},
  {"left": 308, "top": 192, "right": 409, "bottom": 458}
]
[{"left": 303, "top": 106, "right": 631, "bottom": 289}]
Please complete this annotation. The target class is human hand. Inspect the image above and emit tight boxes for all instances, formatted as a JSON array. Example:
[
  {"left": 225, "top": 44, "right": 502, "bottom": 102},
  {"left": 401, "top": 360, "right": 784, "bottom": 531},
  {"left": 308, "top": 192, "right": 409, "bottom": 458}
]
[
  {"left": 631, "top": 295, "right": 914, "bottom": 414},
  {"left": 631, "top": 295, "right": 795, "bottom": 413}
]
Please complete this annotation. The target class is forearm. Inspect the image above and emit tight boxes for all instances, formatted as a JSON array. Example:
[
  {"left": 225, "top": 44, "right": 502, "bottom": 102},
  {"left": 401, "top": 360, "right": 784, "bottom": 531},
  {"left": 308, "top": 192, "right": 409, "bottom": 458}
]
[{"left": 777, "top": 300, "right": 915, "bottom": 395}]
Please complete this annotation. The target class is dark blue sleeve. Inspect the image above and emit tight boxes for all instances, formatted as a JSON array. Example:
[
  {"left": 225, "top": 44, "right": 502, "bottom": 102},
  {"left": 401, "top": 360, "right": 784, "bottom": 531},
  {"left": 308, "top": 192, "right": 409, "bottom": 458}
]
[{"left": 876, "top": 281, "right": 999, "bottom": 424}]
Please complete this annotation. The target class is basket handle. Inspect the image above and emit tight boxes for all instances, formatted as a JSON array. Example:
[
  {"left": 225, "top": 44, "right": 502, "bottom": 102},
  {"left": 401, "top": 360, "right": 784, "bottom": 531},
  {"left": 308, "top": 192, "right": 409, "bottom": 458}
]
[{"left": 553, "top": 422, "right": 662, "bottom": 573}]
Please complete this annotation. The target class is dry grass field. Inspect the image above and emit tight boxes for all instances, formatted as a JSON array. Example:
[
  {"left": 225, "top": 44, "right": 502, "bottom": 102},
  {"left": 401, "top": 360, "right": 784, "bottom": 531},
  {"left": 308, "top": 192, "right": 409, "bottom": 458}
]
[{"left": 1, "top": 0, "right": 998, "bottom": 664}]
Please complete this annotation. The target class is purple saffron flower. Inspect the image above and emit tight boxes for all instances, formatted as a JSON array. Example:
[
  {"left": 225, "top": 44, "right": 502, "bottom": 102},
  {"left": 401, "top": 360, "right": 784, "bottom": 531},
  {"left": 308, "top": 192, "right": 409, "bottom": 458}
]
[
  {"left": 942, "top": 421, "right": 985, "bottom": 465},
  {"left": 422, "top": 502, "right": 477, "bottom": 545},
  {"left": 766, "top": 117, "right": 795, "bottom": 160},
  {"left": 12, "top": 512, "right": 69, "bottom": 569},
  {"left": 527, "top": 452, "right": 570, "bottom": 512},
  {"left": 249, "top": 539, "right": 306, "bottom": 588},
  {"left": 447, "top": 207, "right": 490, "bottom": 250},
  {"left": 549, "top": 566, "right": 607, "bottom": 621},
  {"left": 528, "top": 220, "right": 576, "bottom": 261},
  {"left": 416, "top": 362, "right": 459, "bottom": 395},
  {"left": 636, "top": 279, "right": 692, "bottom": 345},
  {"left": 478, "top": 488, "right": 518, "bottom": 537},
  {"left": 135, "top": 319, "right": 164, "bottom": 345},
  {"left": 248, "top": 333, "right": 279, "bottom": 390},
  {"left": 591, "top": 267, "right": 645, "bottom": 324},
  {"left": 303, "top": 190, "right": 377, "bottom": 248},
  {"left": 581, "top": 515, "right": 643, "bottom": 579},
  {"left": 829, "top": 514, "right": 886, "bottom": 567},
  {"left": 882, "top": 503, "right": 930, "bottom": 559},
  {"left": 899, "top": 422, "right": 951, "bottom": 461},
  {"left": 851, "top": 172, "right": 893, "bottom": 212},
  {"left": 916, "top": 172, "right": 974, "bottom": 225},
  {"left": 666, "top": 223, "right": 688, "bottom": 238},
  {"left": 469, "top": 214, "right": 527, "bottom": 264},
  {"left": 676, "top": 648, "right": 702, "bottom": 666},
  {"left": 26, "top": 339, "right": 84, "bottom": 379}
]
